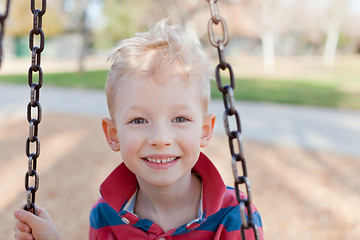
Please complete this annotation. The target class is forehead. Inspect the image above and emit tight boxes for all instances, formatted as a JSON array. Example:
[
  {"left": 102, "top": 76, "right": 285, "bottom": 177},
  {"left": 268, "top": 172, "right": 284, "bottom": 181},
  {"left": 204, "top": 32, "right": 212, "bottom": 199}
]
[
  {"left": 113, "top": 71, "right": 205, "bottom": 114},
  {"left": 116, "top": 71, "right": 196, "bottom": 99}
]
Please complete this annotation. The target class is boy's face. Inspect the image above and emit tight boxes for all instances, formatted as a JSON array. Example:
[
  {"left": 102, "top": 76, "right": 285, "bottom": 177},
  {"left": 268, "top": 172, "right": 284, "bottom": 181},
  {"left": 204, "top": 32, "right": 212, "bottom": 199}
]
[{"left": 102, "top": 71, "right": 215, "bottom": 188}]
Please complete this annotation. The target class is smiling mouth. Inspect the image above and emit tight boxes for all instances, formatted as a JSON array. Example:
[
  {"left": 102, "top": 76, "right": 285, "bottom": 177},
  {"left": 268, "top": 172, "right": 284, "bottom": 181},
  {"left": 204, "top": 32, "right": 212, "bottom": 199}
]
[{"left": 144, "top": 157, "right": 180, "bottom": 163}]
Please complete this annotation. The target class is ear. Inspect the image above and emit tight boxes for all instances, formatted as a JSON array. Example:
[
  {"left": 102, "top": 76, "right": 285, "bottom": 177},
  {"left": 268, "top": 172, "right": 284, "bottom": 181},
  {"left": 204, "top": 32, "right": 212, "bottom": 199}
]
[
  {"left": 102, "top": 117, "right": 120, "bottom": 152},
  {"left": 200, "top": 113, "right": 216, "bottom": 148}
]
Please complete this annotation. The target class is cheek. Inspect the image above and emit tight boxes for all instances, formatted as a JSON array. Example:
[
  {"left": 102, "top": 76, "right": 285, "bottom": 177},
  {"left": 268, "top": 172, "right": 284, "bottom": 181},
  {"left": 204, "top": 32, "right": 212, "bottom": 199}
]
[
  {"left": 177, "top": 128, "right": 202, "bottom": 152},
  {"left": 119, "top": 136, "right": 143, "bottom": 173},
  {"left": 119, "top": 134, "right": 142, "bottom": 156}
]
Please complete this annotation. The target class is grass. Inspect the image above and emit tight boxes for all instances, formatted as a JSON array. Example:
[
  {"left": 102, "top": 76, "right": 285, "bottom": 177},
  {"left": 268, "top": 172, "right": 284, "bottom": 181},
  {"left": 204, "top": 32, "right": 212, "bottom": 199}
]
[
  {"left": 0, "top": 70, "right": 109, "bottom": 89},
  {"left": 0, "top": 70, "right": 359, "bottom": 110},
  {"left": 211, "top": 77, "right": 359, "bottom": 109}
]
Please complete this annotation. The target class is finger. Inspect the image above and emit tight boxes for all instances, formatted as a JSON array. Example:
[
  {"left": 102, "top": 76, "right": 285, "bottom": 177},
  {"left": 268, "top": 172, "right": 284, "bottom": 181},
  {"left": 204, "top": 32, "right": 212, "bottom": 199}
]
[
  {"left": 18, "top": 204, "right": 50, "bottom": 220},
  {"left": 19, "top": 202, "right": 40, "bottom": 215},
  {"left": 14, "top": 227, "right": 34, "bottom": 240},
  {"left": 15, "top": 219, "right": 31, "bottom": 233},
  {"left": 14, "top": 209, "right": 38, "bottom": 225},
  {"left": 34, "top": 205, "right": 51, "bottom": 220}
]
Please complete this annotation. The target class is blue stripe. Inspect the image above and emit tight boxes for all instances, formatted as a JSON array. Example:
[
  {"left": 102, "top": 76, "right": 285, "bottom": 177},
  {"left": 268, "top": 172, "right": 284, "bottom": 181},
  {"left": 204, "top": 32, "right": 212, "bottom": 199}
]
[
  {"left": 226, "top": 186, "right": 235, "bottom": 190},
  {"left": 197, "top": 207, "right": 234, "bottom": 232},
  {"left": 172, "top": 207, "right": 233, "bottom": 235},
  {"left": 133, "top": 218, "right": 153, "bottom": 231},
  {"left": 90, "top": 203, "right": 125, "bottom": 229},
  {"left": 219, "top": 206, "right": 263, "bottom": 232},
  {"left": 173, "top": 223, "right": 190, "bottom": 235},
  {"left": 252, "top": 211, "right": 263, "bottom": 228},
  {"left": 90, "top": 202, "right": 154, "bottom": 232},
  {"left": 90, "top": 202, "right": 262, "bottom": 233},
  {"left": 172, "top": 205, "right": 262, "bottom": 235}
]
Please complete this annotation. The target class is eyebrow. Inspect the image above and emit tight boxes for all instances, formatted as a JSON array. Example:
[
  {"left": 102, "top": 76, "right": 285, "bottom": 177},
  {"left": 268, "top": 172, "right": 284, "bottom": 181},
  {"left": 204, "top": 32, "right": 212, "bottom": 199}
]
[{"left": 126, "top": 104, "right": 197, "bottom": 115}]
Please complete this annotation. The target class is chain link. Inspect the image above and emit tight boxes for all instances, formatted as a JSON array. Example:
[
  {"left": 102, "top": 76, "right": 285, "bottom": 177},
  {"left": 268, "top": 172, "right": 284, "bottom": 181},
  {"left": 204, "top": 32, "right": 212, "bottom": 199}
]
[
  {"left": 24, "top": 0, "right": 46, "bottom": 216},
  {"left": 0, "top": 0, "right": 10, "bottom": 68},
  {"left": 206, "top": 1, "right": 259, "bottom": 239}
]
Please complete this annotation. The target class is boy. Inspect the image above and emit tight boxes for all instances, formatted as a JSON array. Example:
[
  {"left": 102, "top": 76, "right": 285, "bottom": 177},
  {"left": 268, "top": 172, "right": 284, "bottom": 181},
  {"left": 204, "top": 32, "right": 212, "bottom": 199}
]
[{"left": 14, "top": 20, "right": 263, "bottom": 239}]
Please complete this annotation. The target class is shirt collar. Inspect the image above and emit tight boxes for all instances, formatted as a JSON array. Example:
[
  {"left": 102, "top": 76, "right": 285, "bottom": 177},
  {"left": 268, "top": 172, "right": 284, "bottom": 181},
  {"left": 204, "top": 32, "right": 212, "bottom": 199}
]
[
  {"left": 122, "top": 183, "right": 204, "bottom": 219},
  {"left": 100, "top": 152, "right": 226, "bottom": 218}
]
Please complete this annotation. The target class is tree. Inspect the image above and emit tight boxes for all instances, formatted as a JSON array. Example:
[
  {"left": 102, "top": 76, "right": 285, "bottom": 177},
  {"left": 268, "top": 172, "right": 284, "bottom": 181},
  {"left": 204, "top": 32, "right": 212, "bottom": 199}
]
[
  {"left": 4, "top": 1, "right": 65, "bottom": 58},
  {"left": 61, "top": 0, "right": 95, "bottom": 73},
  {"left": 7, "top": 0, "right": 64, "bottom": 37},
  {"left": 158, "top": 0, "right": 208, "bottom": 38},
  {"left": 247, "top": 0, "right": 290, "bottom": 71},
  {"left": 321, "top": 0, "right": 349, "bottom": 67},
  {"left": 99, "top": 0, "right": 161, "bottom": 48}
]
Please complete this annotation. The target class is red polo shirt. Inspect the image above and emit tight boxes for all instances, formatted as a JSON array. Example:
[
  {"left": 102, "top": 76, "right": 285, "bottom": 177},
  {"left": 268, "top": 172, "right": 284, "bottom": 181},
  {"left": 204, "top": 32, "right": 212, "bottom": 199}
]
[{"left": 89, "top": 152, "right": 263, "bottom": 239}]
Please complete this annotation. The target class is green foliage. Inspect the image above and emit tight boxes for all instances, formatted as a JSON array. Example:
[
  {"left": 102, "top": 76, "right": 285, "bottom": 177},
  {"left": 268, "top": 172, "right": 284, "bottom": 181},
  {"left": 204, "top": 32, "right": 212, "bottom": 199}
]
[
  {"left": 337, "top": 32, "right": 350, "bottom": 51},
  {"left": 97, "top": 0, "right": 154, "bottom": 48},
  {"left": 7, "top": 1, "right": 65, "bottom": 37}
]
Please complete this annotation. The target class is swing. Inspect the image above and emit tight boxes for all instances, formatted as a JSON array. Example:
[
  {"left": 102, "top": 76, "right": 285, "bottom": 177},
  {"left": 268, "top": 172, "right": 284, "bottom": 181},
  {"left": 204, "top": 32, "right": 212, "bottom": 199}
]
[
  {"left": 0, "top": 0, "right": 260, "bottom": 239},
  {"left": 0, "top": 0, "right": 10, "bottom": 68},
  {"left": 206, "top": 1, "right": 259, "bottom": 238},
  {"left": 23, "top": 0, "right": 46, "bottom": 216}
]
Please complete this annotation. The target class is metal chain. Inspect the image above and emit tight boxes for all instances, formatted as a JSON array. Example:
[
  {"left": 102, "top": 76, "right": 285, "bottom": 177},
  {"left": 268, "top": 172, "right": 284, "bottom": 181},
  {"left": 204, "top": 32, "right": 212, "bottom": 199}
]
[
  {"left": 0, "top": 0, "right": 10, "bottom": 68},
  {"left": 206, "top": 0, "right": 259, "bottom": 239},
  {"left": 24, "top": 0, "right": 46, "bottom": 216}
]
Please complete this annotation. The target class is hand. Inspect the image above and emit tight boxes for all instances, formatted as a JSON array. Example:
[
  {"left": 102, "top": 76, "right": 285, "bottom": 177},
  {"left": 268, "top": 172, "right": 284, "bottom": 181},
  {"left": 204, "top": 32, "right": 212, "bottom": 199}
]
[{"left": 14, "top": 205, "right": 61, "bottom": 240}]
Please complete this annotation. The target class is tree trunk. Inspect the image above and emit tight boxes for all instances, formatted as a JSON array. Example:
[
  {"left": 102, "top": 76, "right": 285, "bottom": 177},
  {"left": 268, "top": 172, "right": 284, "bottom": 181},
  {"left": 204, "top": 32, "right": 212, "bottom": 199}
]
[
  {"left": 323, "top": 23, "right": 339, "bottom": 68},
  {"left": 78, "top": 0, "right": 92, "bottom": 74},
  {"left": 261, "top": 30, "right": 275, "bottom": 71}
]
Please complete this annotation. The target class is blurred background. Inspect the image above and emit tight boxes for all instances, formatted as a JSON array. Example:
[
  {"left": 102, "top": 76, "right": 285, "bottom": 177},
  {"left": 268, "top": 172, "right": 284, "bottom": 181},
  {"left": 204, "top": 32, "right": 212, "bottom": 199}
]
[
  {"left": 1, "top": 0, "right": 360, "bottom": 76},
  {"left": 0, "top": 0, "right": 360, "bottom": 239},
  {"left": 1, "top": 0, "right": 360, "bottom": 109}
]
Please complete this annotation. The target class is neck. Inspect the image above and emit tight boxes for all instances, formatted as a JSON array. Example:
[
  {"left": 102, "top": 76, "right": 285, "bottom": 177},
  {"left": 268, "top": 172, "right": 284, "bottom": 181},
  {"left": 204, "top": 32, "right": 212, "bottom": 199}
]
[{"left": 134, "top": 172, "right": 202, "bottom": 231}]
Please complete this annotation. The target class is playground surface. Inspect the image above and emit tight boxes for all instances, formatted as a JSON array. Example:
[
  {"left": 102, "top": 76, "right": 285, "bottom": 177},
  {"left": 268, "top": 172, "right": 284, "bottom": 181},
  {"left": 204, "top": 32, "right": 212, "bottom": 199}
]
[{"left": 1, "top": 113, "right": 360, "bottom": 239}]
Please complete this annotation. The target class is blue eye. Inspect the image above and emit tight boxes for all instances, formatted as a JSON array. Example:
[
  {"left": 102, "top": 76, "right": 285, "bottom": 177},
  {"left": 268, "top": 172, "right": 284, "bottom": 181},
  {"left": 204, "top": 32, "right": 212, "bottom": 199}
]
[
  {"left": 129, "top": 118, "right": 147, "bottom": 124},
  {"left": 174, "top": 117, "right": 189, "bottom": 123}
]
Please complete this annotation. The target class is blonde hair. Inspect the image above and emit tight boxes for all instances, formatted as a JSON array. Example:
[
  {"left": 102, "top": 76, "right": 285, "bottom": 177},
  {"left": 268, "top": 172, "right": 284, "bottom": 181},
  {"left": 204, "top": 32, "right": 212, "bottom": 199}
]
[{"left": 105, "top": 19, "right": 212, "bottom": 119}]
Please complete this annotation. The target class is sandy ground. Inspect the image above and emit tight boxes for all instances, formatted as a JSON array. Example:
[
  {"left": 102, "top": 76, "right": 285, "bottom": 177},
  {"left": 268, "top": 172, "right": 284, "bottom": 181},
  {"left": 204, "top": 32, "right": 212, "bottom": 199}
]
[{"left": 1, "top": 113, "right": 360, "bottom": 239}]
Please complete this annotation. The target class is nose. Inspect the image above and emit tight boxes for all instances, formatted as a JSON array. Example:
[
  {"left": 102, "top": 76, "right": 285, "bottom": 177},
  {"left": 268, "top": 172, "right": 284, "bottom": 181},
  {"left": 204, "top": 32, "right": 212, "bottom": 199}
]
[{"left": 147, "top": 123, "right": 172, "bottom": 147}]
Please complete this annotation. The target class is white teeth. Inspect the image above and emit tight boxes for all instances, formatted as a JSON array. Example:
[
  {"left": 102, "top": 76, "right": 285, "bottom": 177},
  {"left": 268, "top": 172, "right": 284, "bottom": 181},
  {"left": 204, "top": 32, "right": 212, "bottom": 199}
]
[{"left": 146, "top": 157, "right": 177, "bottom": 163}]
